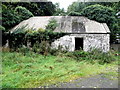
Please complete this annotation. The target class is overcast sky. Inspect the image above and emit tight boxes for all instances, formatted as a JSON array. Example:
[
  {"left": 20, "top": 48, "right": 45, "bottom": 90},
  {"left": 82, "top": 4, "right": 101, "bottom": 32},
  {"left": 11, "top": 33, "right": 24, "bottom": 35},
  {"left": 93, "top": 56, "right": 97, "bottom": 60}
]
[
  {"left": 49, "top": 0, "right": 118, "bottom": 11},
  {"left": 49, "top": 0, "right": 78, "bottom": 11}
]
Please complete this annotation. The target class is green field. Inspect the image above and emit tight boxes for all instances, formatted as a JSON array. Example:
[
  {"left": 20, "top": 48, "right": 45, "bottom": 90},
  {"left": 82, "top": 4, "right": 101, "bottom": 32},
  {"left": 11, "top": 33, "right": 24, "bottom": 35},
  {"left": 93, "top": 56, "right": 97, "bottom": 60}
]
[{"left": 1, "top": 51, "right": 119, "bottom": 88}]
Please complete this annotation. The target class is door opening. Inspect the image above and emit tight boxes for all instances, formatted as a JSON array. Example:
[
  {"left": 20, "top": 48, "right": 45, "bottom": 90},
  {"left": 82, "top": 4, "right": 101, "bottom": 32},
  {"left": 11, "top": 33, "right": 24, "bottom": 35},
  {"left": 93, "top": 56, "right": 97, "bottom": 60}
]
[{"left": 75, "top": 38, "right": 83, "bottom": 50}]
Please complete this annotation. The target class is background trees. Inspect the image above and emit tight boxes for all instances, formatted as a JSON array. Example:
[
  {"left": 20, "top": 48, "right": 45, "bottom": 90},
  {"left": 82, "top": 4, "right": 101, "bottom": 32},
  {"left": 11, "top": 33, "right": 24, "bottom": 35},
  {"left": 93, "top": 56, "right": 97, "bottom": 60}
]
[
  {"left": 2, "top": 4, "right": 34, "bottom": 31},
  {"left": 2, "top": 2, "right": 56, "bottom": 16},
  {"left": 67, "top": 1, "right": 120, "bottom": 43},
  {"left": 1, "top": 2, "right": 56, "bottom": 31},
  {"left": 1, "top": 1, "right": 120, "bottom": 44},
  {"left": 53, "top": 3, "right": 66, "bottom": 16},
  {"left": 1, "top": 1, "right": 58, "bottom": 46}
]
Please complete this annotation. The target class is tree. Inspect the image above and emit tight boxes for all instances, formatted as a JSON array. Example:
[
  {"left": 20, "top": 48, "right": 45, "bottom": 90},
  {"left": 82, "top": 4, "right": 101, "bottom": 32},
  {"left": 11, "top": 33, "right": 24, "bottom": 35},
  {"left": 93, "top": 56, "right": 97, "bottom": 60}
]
[
  {"left": 38, "top": 2, "right": 56, "bottom": 16},
  {"left": 2, "top": 2, "right": 56, "bottom": 16},
  {"left": 15, "top": 6, "right": 34, "bottom": 21},
  {"left": 81, "top": 4, "right": 116, "bottom": 23},
  {"left": 67, "top": 1, "right": 119, "bottom": 15},
  {"left": 2, "top": 2, "right": 56, "bottom": 30},
  {"left": 67, "top": 2, "right": 85, "bottom": 14},
  {"left": 2, "top": 4, "right": 20, "bottom": 30},
  {"left": 81, "top": 4, "right": 119, "bottom": 43},
  {"left": 53, "top": 3, "right": 66, "bottom": 16},
  {"left": 67, "top": 1, "right": 119, "bottom": 43},
  {"left": 2, "top": 4, "right": 34, "bottom": 31}
]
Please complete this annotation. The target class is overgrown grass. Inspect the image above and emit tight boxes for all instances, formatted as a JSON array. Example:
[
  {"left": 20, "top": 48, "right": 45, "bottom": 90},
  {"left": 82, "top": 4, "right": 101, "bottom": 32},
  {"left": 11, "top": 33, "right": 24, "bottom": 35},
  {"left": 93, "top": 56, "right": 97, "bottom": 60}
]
[
  {"left": 65, "top": 49, "right": 119, "bottom": 64},
  {"left": 1, "top": 50, "right": 119, "bottom": 88}
]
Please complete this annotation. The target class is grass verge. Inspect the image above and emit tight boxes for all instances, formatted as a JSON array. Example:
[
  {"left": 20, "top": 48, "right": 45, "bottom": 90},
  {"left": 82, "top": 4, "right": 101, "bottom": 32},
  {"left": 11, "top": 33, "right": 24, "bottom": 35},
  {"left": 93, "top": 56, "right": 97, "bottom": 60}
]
[{"left": 1, "top": 51, "right": 119, "bottom": 88}]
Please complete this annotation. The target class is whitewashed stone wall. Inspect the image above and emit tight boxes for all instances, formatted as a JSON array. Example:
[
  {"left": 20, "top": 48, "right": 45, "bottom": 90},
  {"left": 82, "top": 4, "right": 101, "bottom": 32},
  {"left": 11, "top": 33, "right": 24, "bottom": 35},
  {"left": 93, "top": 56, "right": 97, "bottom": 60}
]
[{"left": 51, "top": 34, "right": 110, "bottom": 52}]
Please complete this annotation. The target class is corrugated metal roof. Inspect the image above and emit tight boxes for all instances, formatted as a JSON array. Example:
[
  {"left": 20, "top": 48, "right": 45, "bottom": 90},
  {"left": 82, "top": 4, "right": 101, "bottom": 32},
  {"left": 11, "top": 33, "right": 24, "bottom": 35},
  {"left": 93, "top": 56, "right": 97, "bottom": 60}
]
[{"left": 11, "top": 16, "right": 110, "bottom": 34}]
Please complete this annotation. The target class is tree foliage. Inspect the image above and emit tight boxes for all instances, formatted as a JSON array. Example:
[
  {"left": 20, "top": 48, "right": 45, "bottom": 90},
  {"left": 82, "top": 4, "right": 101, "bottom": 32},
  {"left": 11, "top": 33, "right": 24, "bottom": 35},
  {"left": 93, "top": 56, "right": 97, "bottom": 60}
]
[
  {"left": 80, "top": 4, "right": 119, "bottom": 43},
  {"left": 67, "top": 2, "right": 85, "bottom": 13},
  {"left": 2, "top": 4, "right": 34, "bottom": 31},
  {"left": 15, "top": 6, "right": 34, "bottom": 20},
  {"left": 67, "top": 2, "right": 120, "bottom": 43},
  {"left": 81, "top": 4, "right": 116, "bottom": 23},
  {"left": 9, "top": 28, "right": 66, "bottom": 49},
  {"left": 67, "top": 1, "right": 119, "bottom": 13},
  {"left": 2, "top": 2, "right": 56, "bottom": 31},
  {"left": 46, "top": 18, "right": 58, "bottom": 31},
  {"left": 68, "top": 11, "right": 81, "bottom": 16},
  {"left": 53, "top": 3, "right": 66, "bottom": 16},
  {"left": 2, "top": 2, "right": 56, "bottom": 16}
]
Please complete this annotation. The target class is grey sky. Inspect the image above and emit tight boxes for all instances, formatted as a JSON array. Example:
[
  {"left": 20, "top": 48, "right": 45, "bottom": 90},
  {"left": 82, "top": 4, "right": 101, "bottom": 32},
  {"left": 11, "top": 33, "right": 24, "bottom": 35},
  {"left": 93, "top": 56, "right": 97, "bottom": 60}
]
[
  {"left": 50, "top": 0, "right": 78, "bottom": 11},
  {"left": 49, "top": 0, "right": 118, "bottom": 11}
]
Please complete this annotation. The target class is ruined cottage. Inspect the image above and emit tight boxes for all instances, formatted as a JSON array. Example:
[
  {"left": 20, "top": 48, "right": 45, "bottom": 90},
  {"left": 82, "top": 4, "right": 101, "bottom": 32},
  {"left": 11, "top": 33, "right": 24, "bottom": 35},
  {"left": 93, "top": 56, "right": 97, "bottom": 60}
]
[{"left": 11, "top": 16, "right": 110, "bottom": 52}]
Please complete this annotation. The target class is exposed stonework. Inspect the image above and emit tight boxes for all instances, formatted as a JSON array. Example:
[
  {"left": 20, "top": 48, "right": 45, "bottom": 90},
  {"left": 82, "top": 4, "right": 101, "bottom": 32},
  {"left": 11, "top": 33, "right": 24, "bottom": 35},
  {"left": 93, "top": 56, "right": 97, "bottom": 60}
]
[{"left": 51, "top": 34, "right": 110, "bottom": 52}]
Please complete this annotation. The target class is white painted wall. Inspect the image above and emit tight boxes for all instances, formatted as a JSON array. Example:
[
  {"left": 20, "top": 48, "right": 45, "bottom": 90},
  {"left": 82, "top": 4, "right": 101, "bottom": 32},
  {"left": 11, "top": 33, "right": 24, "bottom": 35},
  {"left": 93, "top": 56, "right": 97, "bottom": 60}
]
[{"left": 51, "top": 34, "right": 110, "bottom": 52}]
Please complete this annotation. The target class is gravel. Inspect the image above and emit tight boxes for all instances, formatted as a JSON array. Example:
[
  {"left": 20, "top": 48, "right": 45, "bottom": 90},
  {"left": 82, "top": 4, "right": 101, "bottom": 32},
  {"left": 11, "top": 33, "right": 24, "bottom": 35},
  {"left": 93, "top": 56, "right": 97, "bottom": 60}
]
[{"left": 45, "top": 74, "right": 118, "bottom": 88}]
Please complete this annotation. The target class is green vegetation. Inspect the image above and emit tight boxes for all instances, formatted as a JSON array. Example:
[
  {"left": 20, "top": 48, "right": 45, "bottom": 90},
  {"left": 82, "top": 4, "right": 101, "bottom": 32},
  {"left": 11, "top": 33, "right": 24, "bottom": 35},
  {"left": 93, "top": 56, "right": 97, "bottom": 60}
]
[
  {"left": 1, "top": 2, "right": 119, "bottom": 43},
  {"left": 1, "top": 1, "right": 119, "bottom": 88},
  {"left": 80, "top": 4, "right": 119, "bottom": 43},
  {"left": 0, "top": 25, "right": 5, "bottom": 31},
  {"left": 2, "top": 5, "right": 34, "bottom": 31},
  {"left": 81, "top": 4, "right": 115, "bottom": 23},
  {"left": 67, "top": 1, "right": 120, "bottom": 43},
  {"left": 1, "top": 49, "right": 119, "bottom": 88},
  {"left": 8, "top": 27, "right": 66, "bottom": 50},
  {"left": 2, "top": 17, "right": 66, "bottom": 48},
  {"left": 1, "top": 2, "right": 58, "bottom": 31},
  {"left": 53, "top": 3, "right": 66, "bottom": 16},
  {"left": 15, "top": 6, "right": 34, "bottom": 21},
  {"left": 2, "top": 2, "right": 56, "bottom": 16},
  {"left": 67, "top": 2, "right": 119, "bottom": 14},
  {"left": 46, "top": 18, "right": 58, "bottom": 31}
]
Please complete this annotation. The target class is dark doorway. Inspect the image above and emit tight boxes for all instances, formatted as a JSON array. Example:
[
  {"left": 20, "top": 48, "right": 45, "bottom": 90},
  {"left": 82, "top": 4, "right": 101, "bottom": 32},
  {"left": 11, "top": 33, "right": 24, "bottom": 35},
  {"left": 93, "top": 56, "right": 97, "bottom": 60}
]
[{"left": 75, "top": 38, "right": 83, "bottom": 50}]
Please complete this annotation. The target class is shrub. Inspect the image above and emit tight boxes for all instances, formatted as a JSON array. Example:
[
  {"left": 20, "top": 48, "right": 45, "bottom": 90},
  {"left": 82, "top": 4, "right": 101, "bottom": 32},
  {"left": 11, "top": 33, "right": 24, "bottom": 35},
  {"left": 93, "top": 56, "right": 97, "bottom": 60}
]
[
  {"left": 9, "top": 27, "right": 27, "bottom": 49},
  {"left": 49, "top": 45, "right": 69, "bottom": 56},
  {"left": 9, "top": 27, "right": 67, "bottom": 51},
  {"left": 17, "top": 45, "right": 31, "bottom": 56},
  {"left": 7, "top": 18, "right": 67, "bottom": 52},
  {"left": 66, "top": 49, "right": 116, "bottom": 64},
  {"left": 46, "top": 18, "right": 58, "bottom": 31},
  {"left": 67, "top": 50, "right": 89, "bottom": 61},
  {"left": 38, "top": 28, "right": 45, "bottom": 32},
  {"left": 88, "top": 49, "right": 116, "bottom": 64},
  {"left": 49, "top": 48, "right": 59, "bottom": 56},
  {"left": 32, "top": 41, "right": 50, "bottom": 56}
]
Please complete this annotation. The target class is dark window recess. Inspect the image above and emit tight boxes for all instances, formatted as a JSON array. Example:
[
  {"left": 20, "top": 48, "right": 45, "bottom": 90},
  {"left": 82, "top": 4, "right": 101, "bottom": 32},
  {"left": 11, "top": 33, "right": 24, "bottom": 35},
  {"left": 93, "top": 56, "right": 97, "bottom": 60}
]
[
  {"left": 75, "top": 38, "right": 83, "bottom": 50},
  {"left": 72, "top": 22, "right": 85, "bottom": 33}
]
